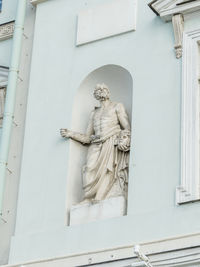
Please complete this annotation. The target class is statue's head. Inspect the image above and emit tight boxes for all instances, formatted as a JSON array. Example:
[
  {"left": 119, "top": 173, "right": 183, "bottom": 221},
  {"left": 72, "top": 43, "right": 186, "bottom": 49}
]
[{"left": 93, "top": 83, "right": 110, "bottom": 101}]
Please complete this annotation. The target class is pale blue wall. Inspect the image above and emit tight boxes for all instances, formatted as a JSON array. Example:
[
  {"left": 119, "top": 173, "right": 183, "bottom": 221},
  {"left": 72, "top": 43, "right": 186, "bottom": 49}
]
[
  {"left": 0, "top": 0, "right": 18, "bottom": 24},
  {"left": 0, "top": 38, "right": 12, "bottom": 67},
  {"left": 9, "top": 0, "right": 200, "bottom": 264}
]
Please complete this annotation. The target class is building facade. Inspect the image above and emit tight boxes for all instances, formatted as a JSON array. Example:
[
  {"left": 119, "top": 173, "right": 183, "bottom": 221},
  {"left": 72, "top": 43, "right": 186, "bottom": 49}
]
[
  {"left": 0, "top": 0, "right": 35, "bottom": 264},
  {"left": 1, "top": 0, "right": 200, "bottom": 266}
]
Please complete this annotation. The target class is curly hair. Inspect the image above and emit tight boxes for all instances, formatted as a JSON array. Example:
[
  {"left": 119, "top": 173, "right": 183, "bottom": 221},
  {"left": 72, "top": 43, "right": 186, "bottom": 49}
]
[{"left": 93, "top": 83, "right": 110, "bottom": 100}]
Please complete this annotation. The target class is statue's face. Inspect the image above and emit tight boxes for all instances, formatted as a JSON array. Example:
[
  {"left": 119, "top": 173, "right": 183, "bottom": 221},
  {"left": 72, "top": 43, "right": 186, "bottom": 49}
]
[{"left": 93, "top": 88, "right": 110, "bottom": 101}]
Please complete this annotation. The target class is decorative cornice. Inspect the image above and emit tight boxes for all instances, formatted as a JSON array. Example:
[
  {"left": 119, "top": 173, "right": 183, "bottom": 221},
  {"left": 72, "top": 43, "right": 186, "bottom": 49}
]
[
  {"left": 148, "top": 0, "right": 200, "bottom": 58},
  {"left": 161, "top": 1, "right": 200, "bottom": 20},
  {"left": 149, "top": 0, "right": 200, "bottom": 21},
  {"left": 0, "top": 21, "right": 15, "bottom": 41}
]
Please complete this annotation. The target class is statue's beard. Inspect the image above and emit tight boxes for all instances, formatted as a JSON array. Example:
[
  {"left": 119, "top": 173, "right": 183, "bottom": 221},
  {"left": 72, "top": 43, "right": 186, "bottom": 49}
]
[
  {"left": 99, "top": 96, "right": 107, "bottom": 101},
  {"left": 94, "top": 91, "right": 109, "bottom": 101}
]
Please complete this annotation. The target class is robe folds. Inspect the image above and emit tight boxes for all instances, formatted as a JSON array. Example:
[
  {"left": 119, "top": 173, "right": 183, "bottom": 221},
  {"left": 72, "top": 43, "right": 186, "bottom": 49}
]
[
  {"left": 70, "top": 101, "right": 131, "bottom": 202},
  {"left": 82, "top": 133, "right": 129, "bottom": 201}
]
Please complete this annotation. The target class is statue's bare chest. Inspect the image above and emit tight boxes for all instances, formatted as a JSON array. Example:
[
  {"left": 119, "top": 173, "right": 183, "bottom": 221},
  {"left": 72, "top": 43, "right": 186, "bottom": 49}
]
[{"left": 93, "top": 105, "right": 117, "bottom": 123}]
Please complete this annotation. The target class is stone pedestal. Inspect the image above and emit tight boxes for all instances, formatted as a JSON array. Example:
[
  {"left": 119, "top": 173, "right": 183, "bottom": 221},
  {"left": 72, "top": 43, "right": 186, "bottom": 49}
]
[{"left": 70, "top": 196, "right": 126, "bottom": 225}]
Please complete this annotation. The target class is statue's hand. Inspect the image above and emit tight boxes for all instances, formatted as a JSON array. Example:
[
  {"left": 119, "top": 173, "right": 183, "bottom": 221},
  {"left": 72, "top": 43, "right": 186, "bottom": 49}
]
[
  {"left": 117, "top": 130, "right": 131, "bottom": 152},
  {"left": 60, "top": 128, "right": 72, "bottom": 138}
]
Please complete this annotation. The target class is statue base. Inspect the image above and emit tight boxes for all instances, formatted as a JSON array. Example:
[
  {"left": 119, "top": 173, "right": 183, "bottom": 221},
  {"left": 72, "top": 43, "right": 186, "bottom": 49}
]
[{"left": 70, "top": 196, "right": 126, "bottom": 225}]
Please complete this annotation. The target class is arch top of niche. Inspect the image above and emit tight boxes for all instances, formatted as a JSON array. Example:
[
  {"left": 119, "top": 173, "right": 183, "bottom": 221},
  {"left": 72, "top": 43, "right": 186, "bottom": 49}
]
[
  {"left": 66, "top": 64, "right": 133, "bottom": 224},
  {"left": 73, "top": 64, "right": 133, "bottom": 131}
]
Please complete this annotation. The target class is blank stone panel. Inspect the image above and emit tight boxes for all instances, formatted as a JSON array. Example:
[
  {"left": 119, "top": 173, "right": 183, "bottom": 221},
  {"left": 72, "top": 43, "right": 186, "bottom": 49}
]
[
  {"left": 70, "top": 196, "right": 126, "bottom": 225},
  {"left": 76, "top": 0, "right": 137, "bottom": 46}
]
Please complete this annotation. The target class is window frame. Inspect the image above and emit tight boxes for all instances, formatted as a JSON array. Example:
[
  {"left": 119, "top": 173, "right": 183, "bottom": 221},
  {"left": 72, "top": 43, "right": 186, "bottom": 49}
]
[{"left": 176, "top": 29, "right": 200, "bottom": 204}]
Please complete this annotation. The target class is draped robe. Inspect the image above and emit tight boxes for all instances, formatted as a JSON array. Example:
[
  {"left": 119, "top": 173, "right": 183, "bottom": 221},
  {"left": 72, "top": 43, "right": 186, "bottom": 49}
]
[{"left": 82, "top": 102, "right": 131, "bottom": 201}]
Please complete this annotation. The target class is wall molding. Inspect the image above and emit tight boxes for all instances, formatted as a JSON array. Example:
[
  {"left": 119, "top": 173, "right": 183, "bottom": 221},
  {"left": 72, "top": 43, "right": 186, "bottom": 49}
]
[
  {"left": 3, "top": 233, "right": 200, "bottom": 266},
  {"left": 161, "top": 1, "right": 200, "bottom": 21},
  {"left": 0, "top": 87, "right": 6, "bottom": 127},
  {"left": 176, "top": 29, "right": 200, "bottom": 204},
  {"left": 0, "top": 21, "right": 14, "bottom": 41}
]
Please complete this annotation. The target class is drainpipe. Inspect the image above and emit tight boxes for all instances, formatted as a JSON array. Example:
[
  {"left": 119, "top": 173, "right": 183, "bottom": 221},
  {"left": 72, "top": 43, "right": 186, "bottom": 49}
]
[{"left": 0, "top": 0, "right": 27, "bottom": 214}]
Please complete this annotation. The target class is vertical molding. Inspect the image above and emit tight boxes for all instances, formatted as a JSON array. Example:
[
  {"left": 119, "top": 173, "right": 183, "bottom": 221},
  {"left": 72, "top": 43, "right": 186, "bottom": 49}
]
[
  {"left": 0, "top": 0, "right": 27, "bottom": 214},
  {"left": 172, "top": 14, "right": 184, "bottom": 59},
  {"left": 176, "top": 30, "right": 200, "bottom": 204},
  {"left": 0, "top": 67, "right": 8, "bottom": 128},
  {"left": 0, "top": 88, "right": 6, "bottom": 127}
]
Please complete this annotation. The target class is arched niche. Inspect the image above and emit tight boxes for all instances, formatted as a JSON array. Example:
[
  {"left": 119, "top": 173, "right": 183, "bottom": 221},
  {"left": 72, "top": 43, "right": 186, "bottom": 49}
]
[{"left": 66, "top": 64, "right": 133, "bottom": 221}]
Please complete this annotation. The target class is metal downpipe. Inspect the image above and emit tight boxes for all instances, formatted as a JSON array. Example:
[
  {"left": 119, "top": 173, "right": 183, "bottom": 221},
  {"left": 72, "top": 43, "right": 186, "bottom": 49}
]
[{"left": 0, "top": 0, "right": 27, "bottom": 214}]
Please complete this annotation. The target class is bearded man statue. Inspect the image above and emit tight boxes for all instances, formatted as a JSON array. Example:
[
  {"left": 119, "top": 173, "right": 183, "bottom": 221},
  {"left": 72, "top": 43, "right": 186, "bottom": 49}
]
[{"left": 60, "top": 83, "right": 131, "bottom": 204}]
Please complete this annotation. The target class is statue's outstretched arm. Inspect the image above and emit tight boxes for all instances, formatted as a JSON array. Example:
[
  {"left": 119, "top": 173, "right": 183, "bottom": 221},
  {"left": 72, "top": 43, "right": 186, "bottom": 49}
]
[
  {"left": 60, "top": 129, "right": 91, "bottom": 144},
  {"left": 60, "top": 111, "right": 94, "bottom": 145}
]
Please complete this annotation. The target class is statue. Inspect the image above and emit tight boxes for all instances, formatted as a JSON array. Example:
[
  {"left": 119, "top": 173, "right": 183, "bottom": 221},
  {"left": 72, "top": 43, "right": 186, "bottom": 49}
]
[{"left": 60, "top": 84, "right": 131, "bottom": 204}]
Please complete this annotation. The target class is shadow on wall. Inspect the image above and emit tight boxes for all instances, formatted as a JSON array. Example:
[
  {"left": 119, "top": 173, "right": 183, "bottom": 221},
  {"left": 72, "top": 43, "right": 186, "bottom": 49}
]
[{"left": 66, "top": 64, "right": 133, "bottom": 223}]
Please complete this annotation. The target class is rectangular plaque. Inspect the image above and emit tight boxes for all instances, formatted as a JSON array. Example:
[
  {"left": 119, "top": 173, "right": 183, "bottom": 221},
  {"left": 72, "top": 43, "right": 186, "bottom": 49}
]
[{"left": 76, "top": 0, "right": 137, "bottom": 46}]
